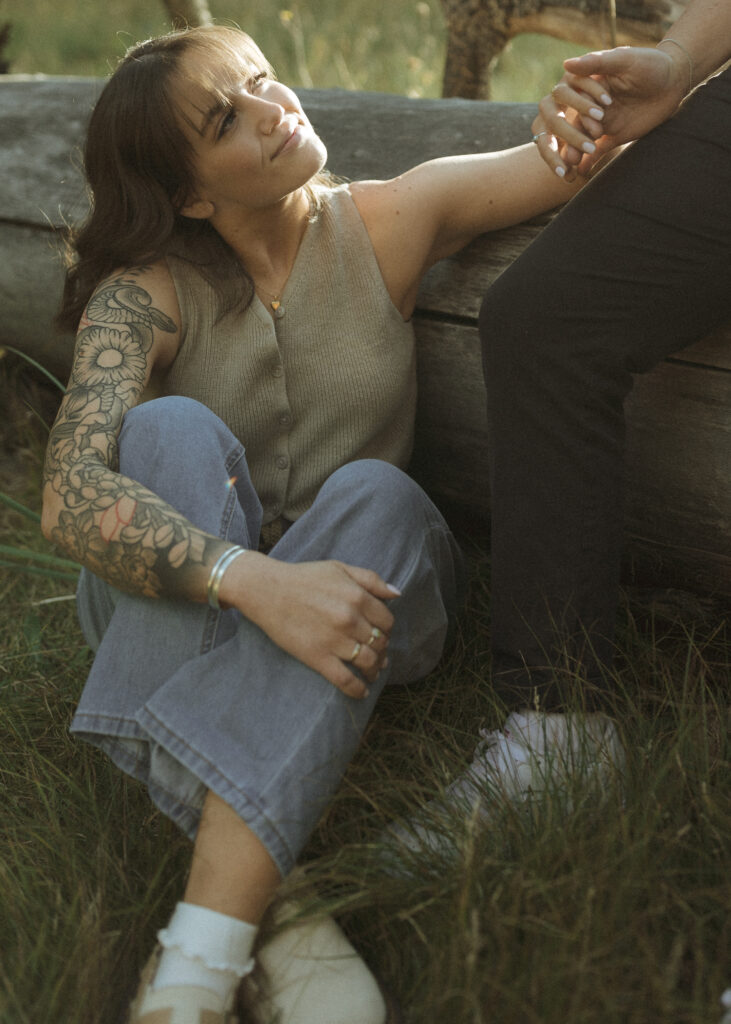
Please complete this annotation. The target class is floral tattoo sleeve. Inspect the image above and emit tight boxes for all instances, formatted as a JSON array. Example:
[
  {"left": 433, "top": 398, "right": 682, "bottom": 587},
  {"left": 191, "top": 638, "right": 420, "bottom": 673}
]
[{"left": 43, "top": 272, "right": 214, "bottom": 599}]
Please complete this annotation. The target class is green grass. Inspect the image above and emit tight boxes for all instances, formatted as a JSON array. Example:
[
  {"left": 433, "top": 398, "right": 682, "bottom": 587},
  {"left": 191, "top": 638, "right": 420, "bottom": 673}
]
[
  {"left": 1, "top": 357, "right": 729, "bottom": 1024},
  {"left": 1, "top": 0, "right": 586, "bottom": 100}
]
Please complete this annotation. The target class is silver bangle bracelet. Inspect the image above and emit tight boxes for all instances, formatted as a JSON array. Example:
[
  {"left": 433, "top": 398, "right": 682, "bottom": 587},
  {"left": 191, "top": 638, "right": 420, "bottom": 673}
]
[{"left": 206, "top": 545, "right": 247, "bottom": 610}]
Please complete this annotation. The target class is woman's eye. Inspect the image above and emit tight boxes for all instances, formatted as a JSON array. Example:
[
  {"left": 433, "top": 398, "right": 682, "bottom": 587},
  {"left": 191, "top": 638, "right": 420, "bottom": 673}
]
[
  {"left": 250, "top": 72, "right": 267, "bottom": 92},
  {"left": 218, "top": 108, "right": 236, "bottom": 137}
]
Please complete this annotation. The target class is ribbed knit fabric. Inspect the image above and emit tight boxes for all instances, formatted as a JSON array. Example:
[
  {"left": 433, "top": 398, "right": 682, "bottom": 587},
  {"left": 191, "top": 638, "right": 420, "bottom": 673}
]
[{"left": 163, "top": 184, "right": 417, "bottom": 524}]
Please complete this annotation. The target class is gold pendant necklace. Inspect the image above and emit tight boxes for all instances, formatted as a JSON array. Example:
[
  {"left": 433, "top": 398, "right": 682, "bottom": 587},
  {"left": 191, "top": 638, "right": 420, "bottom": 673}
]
[{"left": 258, "top": 285, "right": 286, "bottom": 319}]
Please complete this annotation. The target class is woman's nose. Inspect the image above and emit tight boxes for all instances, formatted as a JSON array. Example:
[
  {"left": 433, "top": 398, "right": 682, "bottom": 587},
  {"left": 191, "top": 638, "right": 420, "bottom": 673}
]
[{"left": 254, "top": 96, "right": 286, "bottom": 134}]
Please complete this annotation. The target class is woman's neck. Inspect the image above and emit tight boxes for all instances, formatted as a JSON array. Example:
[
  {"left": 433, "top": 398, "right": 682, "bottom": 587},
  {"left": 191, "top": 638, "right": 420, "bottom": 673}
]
[{"left": 212, "top": 187, "right": 312, "bottom": 295}]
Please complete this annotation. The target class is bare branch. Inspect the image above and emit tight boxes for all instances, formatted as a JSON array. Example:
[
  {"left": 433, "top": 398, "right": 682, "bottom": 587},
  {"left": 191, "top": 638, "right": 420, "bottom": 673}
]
[{"left": 440, "top": 0, "right": 689, "bottom": 98}]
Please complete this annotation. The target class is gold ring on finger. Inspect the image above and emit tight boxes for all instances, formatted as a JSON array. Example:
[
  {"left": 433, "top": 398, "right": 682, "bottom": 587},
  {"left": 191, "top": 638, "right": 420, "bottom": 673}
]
[
  {"left": 367, "top": 627, "right": 383, "bottom": 647},
  {"left": 532, "top": 131, "right": 549, "bottom": 144},
  {"left": 349, "top": 641, "right": 362, "bottom": 662}
]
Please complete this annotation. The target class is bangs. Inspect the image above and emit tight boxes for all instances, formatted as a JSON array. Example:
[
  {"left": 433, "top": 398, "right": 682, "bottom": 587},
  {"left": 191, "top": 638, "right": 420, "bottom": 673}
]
[{"left": 169, "top": 27, "right": 276, "bottom": 136}]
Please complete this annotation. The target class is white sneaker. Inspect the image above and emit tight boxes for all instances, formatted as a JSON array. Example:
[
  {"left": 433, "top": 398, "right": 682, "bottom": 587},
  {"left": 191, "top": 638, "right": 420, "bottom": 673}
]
[{"left": 388, "top": 711, "right": 623, "bottom": 855}]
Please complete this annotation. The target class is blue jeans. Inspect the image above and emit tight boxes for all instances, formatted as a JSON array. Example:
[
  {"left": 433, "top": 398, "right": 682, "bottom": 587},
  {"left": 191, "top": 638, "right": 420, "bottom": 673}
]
[{"left": 72, "top": 397, "right": 463, "bottom": 875}]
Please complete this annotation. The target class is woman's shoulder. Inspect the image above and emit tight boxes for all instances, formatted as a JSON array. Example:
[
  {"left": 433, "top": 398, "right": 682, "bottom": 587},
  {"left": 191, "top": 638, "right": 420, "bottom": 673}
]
[
  {"left": 91, "top": 260, "right": 180, "bottom": 325},
  {"left": 86, "top": 260, "right": 182, "bottom": 368},
  {"left": 92, "top": 258, "right": 175, "bottom": 295}
]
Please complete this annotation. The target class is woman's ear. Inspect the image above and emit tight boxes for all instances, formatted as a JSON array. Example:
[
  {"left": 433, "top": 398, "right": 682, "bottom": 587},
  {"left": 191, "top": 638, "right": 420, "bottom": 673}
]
[{"left": 179, "top": 194, "right": 215, "bottom": 220}]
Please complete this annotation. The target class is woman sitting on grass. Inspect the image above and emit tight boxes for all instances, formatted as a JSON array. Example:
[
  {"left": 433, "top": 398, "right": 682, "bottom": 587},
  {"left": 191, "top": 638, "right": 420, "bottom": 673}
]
[{"left": 42, "top": 24, "right": 611, "bottom": 1024}]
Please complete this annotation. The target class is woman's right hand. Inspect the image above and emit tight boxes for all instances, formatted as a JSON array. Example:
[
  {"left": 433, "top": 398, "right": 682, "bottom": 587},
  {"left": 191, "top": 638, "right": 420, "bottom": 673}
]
[
  {"left": 219, "top": 553, "right": 397, "bottom": 699},
  {"left": 533, "top": 45, "right": 691, "bottom": 178}
]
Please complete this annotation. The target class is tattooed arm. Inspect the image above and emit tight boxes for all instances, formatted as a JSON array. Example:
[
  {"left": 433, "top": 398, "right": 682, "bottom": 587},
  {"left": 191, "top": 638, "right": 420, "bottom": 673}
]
[
  {"left": 42, "top": 263, "right": 236, "bottom": 600},
  {"left": 42, "top": 264, "right": 395, "bottom": 697}
]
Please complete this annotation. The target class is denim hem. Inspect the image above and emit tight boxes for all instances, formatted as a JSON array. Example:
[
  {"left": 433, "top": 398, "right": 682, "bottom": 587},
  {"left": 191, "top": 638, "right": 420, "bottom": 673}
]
[{"left": 71, "top": 710, "right": 294, "bottom": 874}]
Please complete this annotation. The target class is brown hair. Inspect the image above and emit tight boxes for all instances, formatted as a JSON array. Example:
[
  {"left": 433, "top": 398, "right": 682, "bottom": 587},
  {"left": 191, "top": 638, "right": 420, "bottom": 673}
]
[{"left": 56, "top": 26, "right": 332, "bottom": 333}]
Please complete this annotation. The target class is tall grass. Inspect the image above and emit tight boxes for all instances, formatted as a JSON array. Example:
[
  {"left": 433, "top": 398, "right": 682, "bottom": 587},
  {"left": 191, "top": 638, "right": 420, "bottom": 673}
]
[{"left": 1, "top": 359, "right": 729, "bottom": 1024}]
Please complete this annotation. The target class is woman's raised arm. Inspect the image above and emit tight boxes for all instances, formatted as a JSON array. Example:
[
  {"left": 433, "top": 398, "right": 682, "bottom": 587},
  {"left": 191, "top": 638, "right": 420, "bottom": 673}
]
[{"left": 351, "top": 142, "right": 595, "bottom": 318}]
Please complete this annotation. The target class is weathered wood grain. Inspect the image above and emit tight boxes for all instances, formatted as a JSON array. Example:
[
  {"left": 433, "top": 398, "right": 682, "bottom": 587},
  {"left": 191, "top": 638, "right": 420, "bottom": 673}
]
[
  {"left": 1, "top": 78, "right": 728, "bottom": 594},
  {"left": 0, "top": 224, "right": 71, "bottom": 373},
  {"left": 0, "top": 78, "right": 536, "bottom": 227},
  {"left": 0, "top": 78, "right": 537, "bottom": 374},
  {"left": 417, "top": 231, "right": 731, "bottom": 372}
]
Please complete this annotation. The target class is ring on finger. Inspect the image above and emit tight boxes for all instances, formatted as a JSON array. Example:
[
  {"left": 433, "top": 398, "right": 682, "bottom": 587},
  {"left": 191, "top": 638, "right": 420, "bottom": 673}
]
[
  {"left": 532, "top": 130, "right": 549, "bottom": 144},
  {"left": 349, "top": 641, "right": 362, "bottom": 662},
  {"left": 367, "top": 626, "right": 383, "bottom": 648}
]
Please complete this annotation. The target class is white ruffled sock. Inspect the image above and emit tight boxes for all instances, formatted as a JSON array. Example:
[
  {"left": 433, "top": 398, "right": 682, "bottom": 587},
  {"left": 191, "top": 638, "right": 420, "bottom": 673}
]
[{"left": 153, "top": 901, "right": 257, "bottom": 1003}]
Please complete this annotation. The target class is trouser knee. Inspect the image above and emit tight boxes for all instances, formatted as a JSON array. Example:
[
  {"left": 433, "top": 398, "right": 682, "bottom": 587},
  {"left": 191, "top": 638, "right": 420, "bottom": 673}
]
[
  {"left": 323, "top": 457, "right": 420, "bottom": 502},
  {"left": 118, "top": 397, "right": 261, "bottom": 542},
  {"left": 319, "top": 458, "right": 447, "bottom": 538},
  {"left": 119, "top": 397, "right": 232, "bottom": 477}
]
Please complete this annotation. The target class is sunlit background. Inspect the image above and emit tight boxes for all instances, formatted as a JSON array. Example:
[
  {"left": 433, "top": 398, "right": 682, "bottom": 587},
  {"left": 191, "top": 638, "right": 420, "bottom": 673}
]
[{"left": 1, "top": 0, "right": 587, "bottom": 100}]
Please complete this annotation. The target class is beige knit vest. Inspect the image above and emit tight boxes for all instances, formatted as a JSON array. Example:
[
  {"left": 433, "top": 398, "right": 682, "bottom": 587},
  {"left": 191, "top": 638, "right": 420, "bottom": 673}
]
[{"left": 162, "top": 185, "right": 416, "bottom": 524}]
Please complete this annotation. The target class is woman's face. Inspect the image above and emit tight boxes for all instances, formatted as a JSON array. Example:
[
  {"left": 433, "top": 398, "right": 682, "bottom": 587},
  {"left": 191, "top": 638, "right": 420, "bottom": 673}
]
[{"left": 173, "top": 44, "right": 327, "bottom": 220}]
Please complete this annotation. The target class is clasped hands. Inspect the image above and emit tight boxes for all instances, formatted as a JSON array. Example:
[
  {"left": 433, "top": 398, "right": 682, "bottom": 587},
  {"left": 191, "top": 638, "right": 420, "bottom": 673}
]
[{"left": 531, "top": 45, "right": 692, "bottom": 181}]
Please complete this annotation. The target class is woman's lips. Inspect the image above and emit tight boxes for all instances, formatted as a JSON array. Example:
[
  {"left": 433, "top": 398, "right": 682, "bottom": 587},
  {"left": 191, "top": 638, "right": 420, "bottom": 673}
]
[{"left": 272, "top": 122, "right": 303, "bottom": 159}]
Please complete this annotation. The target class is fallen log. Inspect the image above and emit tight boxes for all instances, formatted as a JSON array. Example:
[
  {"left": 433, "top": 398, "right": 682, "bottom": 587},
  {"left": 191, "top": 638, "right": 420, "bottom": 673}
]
[{"left": 0, "top": 76, "right": 728, "bottom": 596}]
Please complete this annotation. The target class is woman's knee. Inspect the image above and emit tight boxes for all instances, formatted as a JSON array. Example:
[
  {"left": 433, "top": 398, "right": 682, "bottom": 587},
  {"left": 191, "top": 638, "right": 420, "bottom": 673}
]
[
  {"left": 322, "top": 459, "right": 424, "bottom": 511},
  {"left": 116, "top": 398, "right": 258, "bottom": 538},
  {"left": 121, "top": 396, "right": 222, "bottom": 447},
  {"left": 119, "top": 398, "right": 239, "bottom": 477},
  {"left": 319, "top": 461, "right": 454, "bottom": 558}
]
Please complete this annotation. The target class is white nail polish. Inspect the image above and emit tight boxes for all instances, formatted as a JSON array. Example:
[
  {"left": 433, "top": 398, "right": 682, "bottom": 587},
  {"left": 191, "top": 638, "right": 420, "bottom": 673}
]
[
  {"left": 601, "top": 93, "right": 612, "bottom": 104},
  {"left": 386, "top": 583, "right": 402, "bottom": 596},
  {"left": 582, "top": 141, "right": 596, "bottom": 154},
  {"left": 589, "top": 107, "right": 604, "bottom": 119},
  {"left": 555, "top": 166, "right": 566, "bottom": 178}
]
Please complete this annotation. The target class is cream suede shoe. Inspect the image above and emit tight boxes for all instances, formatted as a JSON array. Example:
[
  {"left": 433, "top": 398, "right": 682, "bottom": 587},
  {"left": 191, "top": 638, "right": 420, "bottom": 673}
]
[
  {"left": 127, "top": 946, "right": 240, "bottom": 1024},
  {"left": 239, "top": 904, "right": 392, "bottom": 1024}
]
